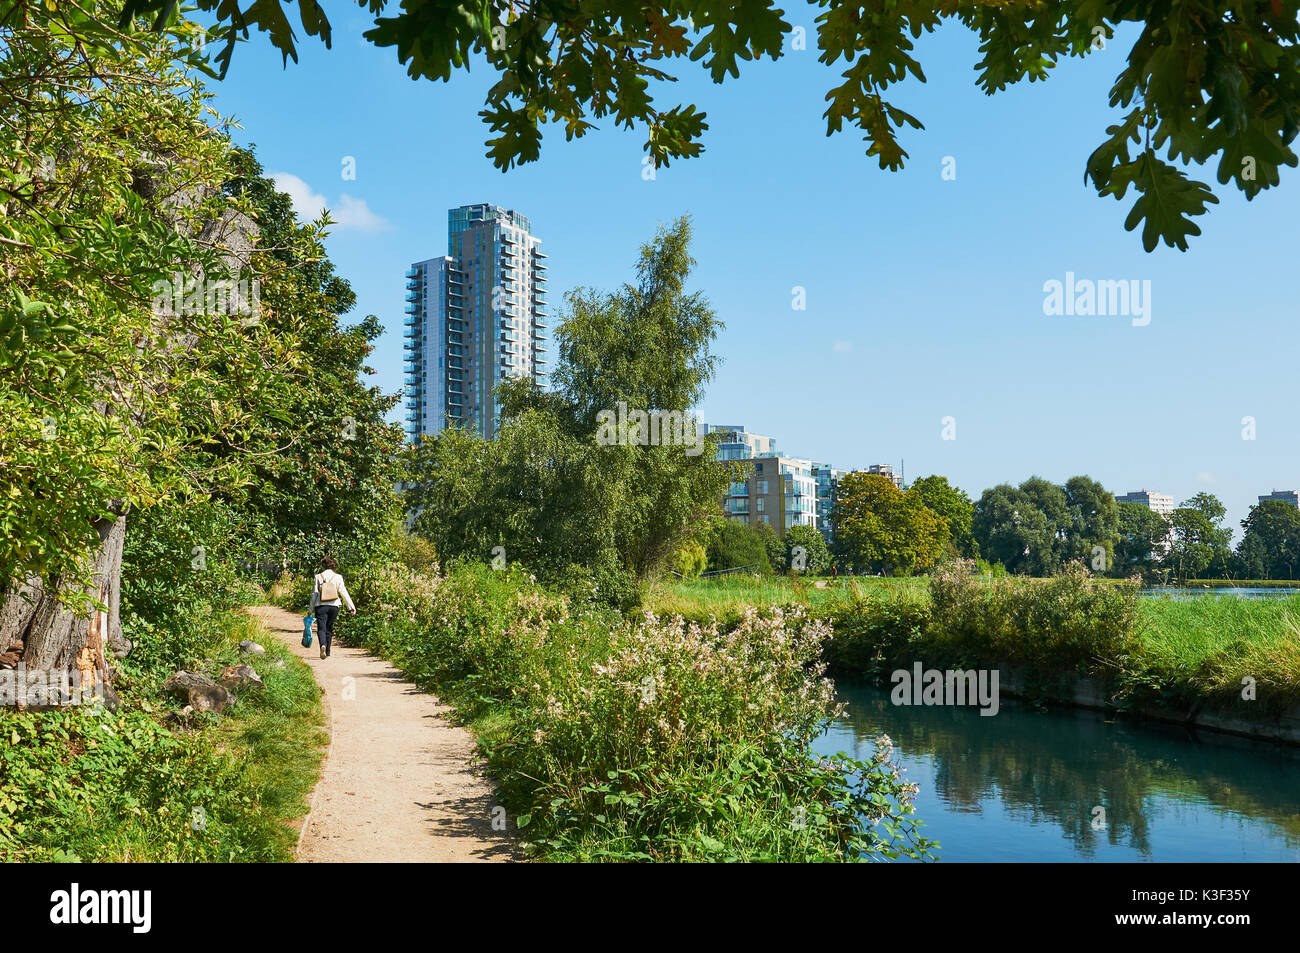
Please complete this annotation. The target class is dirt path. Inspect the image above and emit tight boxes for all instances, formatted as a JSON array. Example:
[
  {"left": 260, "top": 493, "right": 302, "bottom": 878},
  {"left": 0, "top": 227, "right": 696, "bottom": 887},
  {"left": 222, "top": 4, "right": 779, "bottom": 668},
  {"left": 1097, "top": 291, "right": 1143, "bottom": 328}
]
[{"left": 246, "top": 605, "right": 519, "bottom": 863}]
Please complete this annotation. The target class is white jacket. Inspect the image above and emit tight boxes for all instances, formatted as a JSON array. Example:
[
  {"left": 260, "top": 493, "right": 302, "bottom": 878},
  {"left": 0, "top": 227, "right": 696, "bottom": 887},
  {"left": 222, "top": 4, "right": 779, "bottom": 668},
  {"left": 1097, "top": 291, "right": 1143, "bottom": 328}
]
[{"left": 311, "top": 570, "right": 355, "bottom": 612}]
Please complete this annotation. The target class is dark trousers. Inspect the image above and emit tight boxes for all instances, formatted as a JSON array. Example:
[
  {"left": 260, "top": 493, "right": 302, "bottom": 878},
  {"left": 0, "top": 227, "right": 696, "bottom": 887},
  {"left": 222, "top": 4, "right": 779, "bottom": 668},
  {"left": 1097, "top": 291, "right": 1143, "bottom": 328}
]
[{"left": 316, "top": 604, "right": 340, "bottom": 653}]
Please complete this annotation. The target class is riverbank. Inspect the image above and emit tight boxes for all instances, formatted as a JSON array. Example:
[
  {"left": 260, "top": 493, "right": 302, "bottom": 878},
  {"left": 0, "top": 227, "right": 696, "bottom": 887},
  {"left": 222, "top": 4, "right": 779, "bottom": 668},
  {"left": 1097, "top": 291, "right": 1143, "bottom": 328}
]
[
  {"left": 648, "top": 565, "right": 1300, "bottom": 745},
  {"left": 288, "top": 562, "right": 934, "bottom": 862}
]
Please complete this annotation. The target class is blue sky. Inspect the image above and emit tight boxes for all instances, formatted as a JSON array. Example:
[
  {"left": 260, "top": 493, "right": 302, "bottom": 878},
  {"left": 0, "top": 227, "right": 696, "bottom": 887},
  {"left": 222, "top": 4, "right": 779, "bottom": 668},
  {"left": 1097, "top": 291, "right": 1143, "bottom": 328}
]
[{"left": 204, "top": 14, "right": 1297, "bottom": 538}]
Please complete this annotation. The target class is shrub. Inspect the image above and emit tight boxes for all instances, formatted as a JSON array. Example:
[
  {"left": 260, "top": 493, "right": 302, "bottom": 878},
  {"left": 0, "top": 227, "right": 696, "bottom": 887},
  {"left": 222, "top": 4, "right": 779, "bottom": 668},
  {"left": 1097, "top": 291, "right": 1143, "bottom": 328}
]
[
  {"left": 819, "top": 588, "right": 933, "bottom": 675},
  {"left": 391, "top": 530, "right": 438, "bottom": 574},
  {"left": 540, "top": 557, "right": 642, "bottom": 616},
  {"left": 669, "top": 540, "right": 707, "bottom": 579},
  {"left": 706, "top": 519, "right": 773, "bottom": 574},
  {"left": 927, "top": 560, "right": 1140, "bottom": 674}
]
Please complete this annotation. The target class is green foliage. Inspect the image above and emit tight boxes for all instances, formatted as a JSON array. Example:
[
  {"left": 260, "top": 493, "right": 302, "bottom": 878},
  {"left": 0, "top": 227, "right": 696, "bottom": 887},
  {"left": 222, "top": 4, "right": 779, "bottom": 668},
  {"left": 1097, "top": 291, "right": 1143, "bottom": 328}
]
[
  {"left": 973, "top": 475, "right": 1122, "bottom": 576},
  {"left": 1164, "top": 492, "right": 1233, "bottom": 582},
  {"left": 833, "top": 473, "right": 947, "bottom": 575},
  {"left": 1064, "top": 475, "right": 1119, "bottom": 566},
  {"left": 818, "top": 586, "right": 932, "bottom": 676},
  {"left": 0, "top": 613, "right": 325, "bottom": 861},
  {"left": 0, "top": 2, "right": 399, "bottom": 864},
  {"left": 650, "top": 571, "right": 1300, "bottom": 724},
  {"left": 669, "top": 540, "right": 707, "bottom": 579},
  {"left": 217, "top": 149, "right": 406, "bottom": 574},
  {"left": 541, "top": 558, "right": 643, "bottom": 616},
  {"left": 126, "top": 0, "right": 1300, "bottom": 249},
  {"left": 1114, "top": 499, "right": 1169, "bottom": 576},
  {"left": 1130, "top": 594, "right": 1300, "bottom": 713},
  {"left": 1236, "top": 501, "right": 1300, "bottom": 580},
  {"left": 550, "top": 216, "right": 721, "bottom": 433},
  {"left": 118, "top": 501, "right": 260, "bottom": 678},
  {"left": 781, "top": 524, "right": 832, "bottom": 575},
  {"left": 336, "top": 561, "right": 935, "bottom": 862},
  {"left": 0, "top": 4, "right": 295, "bottom": 595},
  {"left": 908, "top": 474, "right": 976, "bottom": 559},
  {"left": 391, "top": 529, "right": 439, "bottom": 575},
  {"left": 705, "top": 519, "right": 773, "bottom": 575},
  {"left": 927, "top": 561, "right": 1140, "bottom": 675},
  {"left": 973, "top": 557, "right": 1008, "bottom": 578}
]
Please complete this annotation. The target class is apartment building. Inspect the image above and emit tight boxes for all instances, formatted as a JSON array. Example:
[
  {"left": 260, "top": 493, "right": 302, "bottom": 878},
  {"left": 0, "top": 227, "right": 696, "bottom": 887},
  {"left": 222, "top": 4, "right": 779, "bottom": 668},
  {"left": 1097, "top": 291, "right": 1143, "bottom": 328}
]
[
  {"left": 1115, "top": 489, "right": 1175, "bottom": 517},
  {"left": 813, "top": 464, "right": 845, "bottom": 546},
  {"left": 703, "top": 424, "right": 778, "bottom": 461},
  {"left": 1258, "top": 489, "right": 1300, "bottom": 508},
  {"left": 404, "top": 203, "right": 548, "bottom": 441},
  {"left": 724, "top": 455, "right": 818, "bottom": 536},
  {"left": 867, "top": 463, "right": 904, "bottom": 490}
]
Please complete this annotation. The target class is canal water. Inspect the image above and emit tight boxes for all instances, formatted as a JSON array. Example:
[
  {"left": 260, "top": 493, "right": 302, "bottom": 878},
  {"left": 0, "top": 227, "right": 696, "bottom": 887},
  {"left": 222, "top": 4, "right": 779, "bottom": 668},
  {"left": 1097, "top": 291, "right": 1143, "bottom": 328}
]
[
  {"left": 816, "top": 679, "right": 1300, "bottom": 862},
  {"left": 1139, "top": 587, "right": 1300, "bottom": 599}
]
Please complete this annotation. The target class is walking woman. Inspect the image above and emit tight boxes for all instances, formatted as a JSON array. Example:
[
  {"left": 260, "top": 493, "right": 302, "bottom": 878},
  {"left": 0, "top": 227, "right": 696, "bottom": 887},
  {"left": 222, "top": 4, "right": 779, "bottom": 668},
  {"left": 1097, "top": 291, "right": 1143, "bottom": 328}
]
[{"left": 310, "top": 556, "right": 355, "bottom": 659}]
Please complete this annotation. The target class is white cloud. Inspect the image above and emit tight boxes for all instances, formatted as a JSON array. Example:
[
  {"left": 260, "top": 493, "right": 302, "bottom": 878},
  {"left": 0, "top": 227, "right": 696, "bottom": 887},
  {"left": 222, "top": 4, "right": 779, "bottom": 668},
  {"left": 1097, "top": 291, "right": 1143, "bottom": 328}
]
[
  {"left": 833, "top": 340, "right": 853, "bottom": 352},
  {"left": 270, "top": 172, "right": 389, "bottom": 233},
  {"left": 1195, "top": 471, "right": 1217, "bottom": 484}
]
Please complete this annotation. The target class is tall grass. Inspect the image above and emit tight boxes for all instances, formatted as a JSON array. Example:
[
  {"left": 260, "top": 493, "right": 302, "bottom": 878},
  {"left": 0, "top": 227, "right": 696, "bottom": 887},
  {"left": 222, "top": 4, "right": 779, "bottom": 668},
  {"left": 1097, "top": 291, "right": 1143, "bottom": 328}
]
[
  {"left": 1133, "top": 595, "right": 1300, "bottom": 711},
  {"left": 648, "top": 575, "right": 926, "bottom": 622}
]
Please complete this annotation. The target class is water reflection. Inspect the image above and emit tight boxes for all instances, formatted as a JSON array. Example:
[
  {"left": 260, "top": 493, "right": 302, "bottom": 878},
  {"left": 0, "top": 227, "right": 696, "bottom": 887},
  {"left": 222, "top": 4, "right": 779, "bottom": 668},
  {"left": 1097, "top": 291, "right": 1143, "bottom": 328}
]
[{"left": 818, "top": 679, "right": 1300, "bottom": 862}]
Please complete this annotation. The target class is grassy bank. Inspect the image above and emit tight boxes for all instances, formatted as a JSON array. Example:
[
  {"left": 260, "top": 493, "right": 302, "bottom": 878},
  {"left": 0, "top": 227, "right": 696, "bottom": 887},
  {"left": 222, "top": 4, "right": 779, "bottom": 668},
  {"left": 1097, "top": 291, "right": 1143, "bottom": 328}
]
[
  {"left": 316, "top": 561, "right": 933, "bottom": 862},
  {"left": 647, "top": 566, "right": 1300, "bottom": 720},
  {"left": 1132, "top": 595, "right": 1300, "bottom": 710},
  {"left": 648, "top": 575, "right": 926, "bottom": 619},
  {"left": 0, "top": 611, "right": 325, "bottom": 861}
]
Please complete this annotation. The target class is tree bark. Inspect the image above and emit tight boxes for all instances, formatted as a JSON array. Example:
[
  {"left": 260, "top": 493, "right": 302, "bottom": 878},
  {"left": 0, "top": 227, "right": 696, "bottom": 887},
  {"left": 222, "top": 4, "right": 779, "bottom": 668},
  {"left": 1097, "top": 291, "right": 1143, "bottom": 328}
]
[{"left": 0, "top": 513, "right": 129, "bottom": 709}]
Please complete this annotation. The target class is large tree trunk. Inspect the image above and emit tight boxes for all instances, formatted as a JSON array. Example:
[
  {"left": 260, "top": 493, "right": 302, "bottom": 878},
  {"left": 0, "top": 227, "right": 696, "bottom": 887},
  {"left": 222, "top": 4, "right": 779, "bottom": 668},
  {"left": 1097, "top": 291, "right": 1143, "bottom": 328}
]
[{"left": 0, "top": 512, "right": 130, "bottom": 709}]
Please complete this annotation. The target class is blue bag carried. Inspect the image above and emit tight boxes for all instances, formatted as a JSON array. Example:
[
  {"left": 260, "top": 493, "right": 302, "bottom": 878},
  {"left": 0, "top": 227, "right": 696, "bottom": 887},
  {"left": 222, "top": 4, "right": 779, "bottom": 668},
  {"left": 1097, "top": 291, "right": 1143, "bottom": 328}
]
[{"left": 302, "top": 614, "right": 314, "bottom": 648}]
